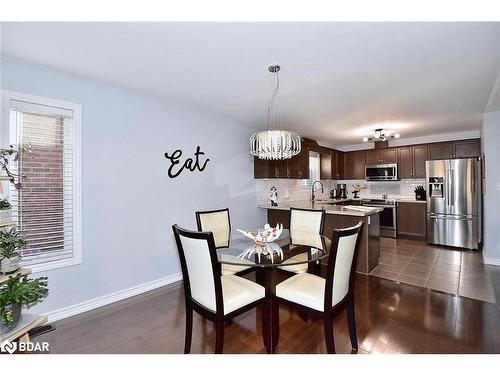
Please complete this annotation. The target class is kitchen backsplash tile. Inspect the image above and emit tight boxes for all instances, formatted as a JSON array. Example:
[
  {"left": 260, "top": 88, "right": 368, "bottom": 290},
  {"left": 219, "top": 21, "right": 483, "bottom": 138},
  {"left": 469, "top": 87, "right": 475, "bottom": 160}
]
[
  {"left": 256, "top": 178, "right": 425, "bottom": 204},
  {"left": 256, "top": 179, "right": 336, "bottom": 204}
]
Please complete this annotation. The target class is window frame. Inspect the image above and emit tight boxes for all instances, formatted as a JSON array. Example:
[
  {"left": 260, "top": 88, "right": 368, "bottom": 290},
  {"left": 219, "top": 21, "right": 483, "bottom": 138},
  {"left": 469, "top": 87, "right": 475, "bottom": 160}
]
[{"left": 1, "top": 89, "right": 82, "bottom": 273}]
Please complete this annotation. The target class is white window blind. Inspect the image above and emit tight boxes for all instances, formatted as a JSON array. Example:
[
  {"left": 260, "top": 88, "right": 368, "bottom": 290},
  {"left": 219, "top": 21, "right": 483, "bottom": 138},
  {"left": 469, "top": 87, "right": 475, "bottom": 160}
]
[{"left": 6, "top": 97, "right": 79, "bottom": 268}]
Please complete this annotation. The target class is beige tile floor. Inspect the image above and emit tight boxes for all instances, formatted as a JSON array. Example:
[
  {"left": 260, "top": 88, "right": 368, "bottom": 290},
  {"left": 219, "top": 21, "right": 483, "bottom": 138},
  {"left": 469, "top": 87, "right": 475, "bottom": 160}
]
[{"left": 370, "top": 237, "right": 496, "bottom": 303}]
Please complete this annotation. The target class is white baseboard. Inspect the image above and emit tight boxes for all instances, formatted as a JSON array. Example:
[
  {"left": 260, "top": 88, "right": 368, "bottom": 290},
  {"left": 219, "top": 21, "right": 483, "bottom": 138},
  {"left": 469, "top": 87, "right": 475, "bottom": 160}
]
[
  {"left": 45, "top": 273, "right": 182, "bottom": 323},
  {"left": 484, "top": 258, "right": 500, "bottom": 266}
]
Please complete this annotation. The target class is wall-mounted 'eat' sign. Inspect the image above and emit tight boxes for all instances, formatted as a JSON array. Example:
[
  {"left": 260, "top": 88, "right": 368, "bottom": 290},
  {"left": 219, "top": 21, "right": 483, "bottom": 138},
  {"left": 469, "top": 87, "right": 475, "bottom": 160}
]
[{"left": 164, "top": 146, "right": 210, "bottom": 178}]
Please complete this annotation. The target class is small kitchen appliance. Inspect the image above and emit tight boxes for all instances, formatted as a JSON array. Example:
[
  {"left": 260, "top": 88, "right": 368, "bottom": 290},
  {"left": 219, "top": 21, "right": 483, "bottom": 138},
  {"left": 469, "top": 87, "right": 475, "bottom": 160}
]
[{"left": 339, "top": 184, "right": 347, "bottom": 199}]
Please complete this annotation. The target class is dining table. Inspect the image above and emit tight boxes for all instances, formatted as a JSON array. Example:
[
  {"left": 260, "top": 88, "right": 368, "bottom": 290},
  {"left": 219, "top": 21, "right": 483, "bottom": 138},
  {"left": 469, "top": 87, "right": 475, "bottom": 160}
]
[{"left": 217, "top": 229, "right": 332, "bottom": 353}]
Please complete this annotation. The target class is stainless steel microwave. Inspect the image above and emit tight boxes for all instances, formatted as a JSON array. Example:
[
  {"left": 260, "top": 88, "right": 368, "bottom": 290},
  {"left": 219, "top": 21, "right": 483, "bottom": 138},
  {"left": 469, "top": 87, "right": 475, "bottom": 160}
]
[{"left": 365, "top": 164, "right": 399, "bottom": 181}]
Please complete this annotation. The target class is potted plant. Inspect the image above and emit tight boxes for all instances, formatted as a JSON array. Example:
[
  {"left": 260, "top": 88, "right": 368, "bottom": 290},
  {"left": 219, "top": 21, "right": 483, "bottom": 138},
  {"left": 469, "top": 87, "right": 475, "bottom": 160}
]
[
  {"left": 0, "top": 228, "right": 27, "bottom": 274},
  {"left": 0, "top": 197, "right": 11, "bottom": 221},
  {"left": 0, "top": 274, "right": 48, "bottom": 333}
]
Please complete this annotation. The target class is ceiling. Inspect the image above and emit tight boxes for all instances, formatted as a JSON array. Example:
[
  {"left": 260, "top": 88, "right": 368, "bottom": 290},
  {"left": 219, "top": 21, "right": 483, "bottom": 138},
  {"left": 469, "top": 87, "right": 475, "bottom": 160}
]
[{"left": 2, "top": 22, "right": 500, "bottom": 146}]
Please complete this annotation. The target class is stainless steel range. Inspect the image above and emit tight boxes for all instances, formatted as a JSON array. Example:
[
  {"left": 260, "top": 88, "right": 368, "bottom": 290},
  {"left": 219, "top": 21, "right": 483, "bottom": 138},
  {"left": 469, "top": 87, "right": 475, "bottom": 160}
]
[{"left": 361, "top": 198, "right": 397, "bottom": 238}]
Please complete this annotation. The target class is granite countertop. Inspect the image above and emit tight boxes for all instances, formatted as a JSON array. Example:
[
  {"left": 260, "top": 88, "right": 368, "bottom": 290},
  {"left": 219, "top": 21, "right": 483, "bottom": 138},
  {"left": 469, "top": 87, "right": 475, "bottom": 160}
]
[
  {"left": 257, "top": 200, "right": 382, "bottom": 217},
  {"left": 396, "top": 198, "right": 427, "bottom": 204}
]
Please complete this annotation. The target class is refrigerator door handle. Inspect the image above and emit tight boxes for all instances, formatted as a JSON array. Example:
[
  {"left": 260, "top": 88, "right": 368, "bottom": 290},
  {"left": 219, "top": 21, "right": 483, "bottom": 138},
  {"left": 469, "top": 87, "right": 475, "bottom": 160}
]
[
  {"left": 430, "top": 214, "right": 472, "bottom": 221},
  {"left": 451, "top": 168, "right": 454, "bottom": 207}
]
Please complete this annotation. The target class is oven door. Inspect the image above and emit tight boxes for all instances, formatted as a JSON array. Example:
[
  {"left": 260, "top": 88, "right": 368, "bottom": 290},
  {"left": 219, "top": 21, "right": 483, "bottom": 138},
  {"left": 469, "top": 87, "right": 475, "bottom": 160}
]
[
  {"left": 378, "top": 206, "right": 396, "bottom": 230},
  {"left": 365, "top": 164, "right": 399, "bottom": 181}
]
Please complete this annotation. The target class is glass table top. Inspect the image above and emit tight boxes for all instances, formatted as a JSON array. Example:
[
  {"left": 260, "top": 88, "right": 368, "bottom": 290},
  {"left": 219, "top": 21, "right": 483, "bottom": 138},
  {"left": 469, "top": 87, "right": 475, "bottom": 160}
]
[{"left": 217, "top": 229, "right": 331, "bottom": 268}]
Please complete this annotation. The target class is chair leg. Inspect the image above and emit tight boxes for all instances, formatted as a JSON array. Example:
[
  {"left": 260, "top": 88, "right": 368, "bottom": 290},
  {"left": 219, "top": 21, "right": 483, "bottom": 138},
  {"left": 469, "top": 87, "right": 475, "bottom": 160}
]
[
  {"left": 215, "top": 316, "right": 224, "bottom": 354},
  {"left": 323, "top": 315, "right": 336, "bottom": 354},
  {"left": 184, "top": 306, "right": 193, "bottom": 354},
  {"left": 347, "top": 298, "right": 358, "bottom": 351},
  {"left": 272, "top": 298, "right": 280, "bottom": 350}
]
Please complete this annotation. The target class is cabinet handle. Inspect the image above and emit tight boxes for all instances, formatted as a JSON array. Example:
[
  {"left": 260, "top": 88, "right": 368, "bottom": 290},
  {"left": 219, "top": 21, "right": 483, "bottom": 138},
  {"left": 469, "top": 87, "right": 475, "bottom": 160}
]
[{"left": 287, "top": 170, "right": 290, "bottom": 178}]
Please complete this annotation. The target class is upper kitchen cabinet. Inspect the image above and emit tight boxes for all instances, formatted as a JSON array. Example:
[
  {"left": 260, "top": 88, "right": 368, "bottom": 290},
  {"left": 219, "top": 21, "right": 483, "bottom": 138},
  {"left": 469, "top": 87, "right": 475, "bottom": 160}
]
[
  {"left": 354, "top": 150, "right": 366, "bottom": 179},
  {"left": 320, "top": 150, "right": 332, "bottom": 180},
  {"left": 343, "top": 151, "right": 355, "bottom": 179},
  {"left": 253, "top": 142, "right": 309, "bottom": 179},
  {"left": 428, "top": 142, "right": 454, "bottom": 160},
  {"left": 453, "top": 139, "right": 481, "bottom": 158},
  {"left": 427, "top": 139, "right": 481, "bottom": 160},
  {"left": 331, "top": 150, "right": 344, "bottom": 180},
  {"left": 398, "top": 145, "right": 427, "bottom": 179},
  {"left": 412, "top": 145, "right": 428, "bottom": 178},
  {"left": 365, "top": 148, "right": 397, "bottom": 165},
  {"left": 254, "top": 157, "right": 274, "bottom": 179}
]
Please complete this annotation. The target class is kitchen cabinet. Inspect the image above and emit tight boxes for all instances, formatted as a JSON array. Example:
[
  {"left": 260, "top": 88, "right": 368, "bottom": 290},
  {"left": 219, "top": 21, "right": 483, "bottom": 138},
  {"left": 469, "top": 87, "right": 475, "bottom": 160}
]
[
  {"left": 428, "top": 140, "right": 480, "bottom": 160},
  {"left": 343, "top": 152, "right": 355, "bottom": 180},
  {"left": 366, "top": 148, "right": 397, "bottom": 165},
  {"left": 413, "top": 145, "right": 427, "bottom": 178},
  {"left": 396, "top": 201, "right": 426, "bottom": 239},
  {"left": 320, "top": 149, "right": 332, "bottom": 180},
  {"left": 354, "top": 150, "right": 366, "bottom": 179},
  {"left": 331, "top": 150, "right": 344, "bottom": 180},
  {"left": 253, "top": 157, "right": 274, "bottom": 179},
  {"left": 398, "top": 145, "right": 428, "bottom": 179},
  {"left": 428, "top": 142, "right": 454, "bottom": 160},
  {"left": 253, "top": 142, "right": 309, "bottom": 179},
  {"left": 453, "top": 139, "right": 481, "bottom": 158}
]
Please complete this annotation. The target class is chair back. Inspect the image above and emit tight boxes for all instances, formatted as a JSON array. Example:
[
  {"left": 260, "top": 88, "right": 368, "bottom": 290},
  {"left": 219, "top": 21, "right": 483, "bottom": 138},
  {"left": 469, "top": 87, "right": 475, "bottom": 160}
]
[
  {"left": 290, "top": 207, "right": 324, "bottom": 236},
  {"left": 195, "top": 208, "right": 231, "bottom": 248},
  {"left": 324, "top": 221, "right": 364, "bottom": 310},
  {"left": 172, "top": 224, "right": 223, "bottom": 313}
]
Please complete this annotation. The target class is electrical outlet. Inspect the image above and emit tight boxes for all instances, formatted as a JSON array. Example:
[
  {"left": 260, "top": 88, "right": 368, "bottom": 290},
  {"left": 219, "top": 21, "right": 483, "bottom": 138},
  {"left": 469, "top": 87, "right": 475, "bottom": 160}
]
[{"left": 496, "top": 182, "right": 500, "bottom": 191}]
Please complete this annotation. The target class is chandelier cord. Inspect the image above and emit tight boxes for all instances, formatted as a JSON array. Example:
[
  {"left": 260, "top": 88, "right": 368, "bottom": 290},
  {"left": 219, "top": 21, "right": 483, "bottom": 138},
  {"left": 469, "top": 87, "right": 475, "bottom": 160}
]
[{"left": 267, "top": 71, "right": 280, "bottom": 130}]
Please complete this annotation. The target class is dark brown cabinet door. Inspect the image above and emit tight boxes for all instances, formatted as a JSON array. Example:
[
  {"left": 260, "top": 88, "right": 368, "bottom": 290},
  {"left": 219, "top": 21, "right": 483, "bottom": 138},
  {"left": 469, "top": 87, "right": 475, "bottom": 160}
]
[
  {"left": 274, "top": 159, "right": 287, "bottom": 178},
  {"left": 365, "top": 150, "right": 381, "bottom": 165},
  {"left": 297, "top": 146, "right": 309, "bottom": 179},
  {"left": 398, "top": 147, "right": 413, "bottom": 179},
  {"left": 397, "top": 202, "right": 426, "bottom": 239},
  {"left": 254, "top": 157, "right": 273, "bottom": 179},
  {"left": 336, "top": 152, "right": 344, "bottom": 179},
  {"left": 354, "top": 151, "right": 366, "bottom": 179},
  {"left": 331, "top": 151, "right": 344, "bottom": 180},
  {"left": 320, "top": 150, "right": 332, "bottom": 180},
  {"left": 344, "top": 152, "right": 355, "bottom": 179},
  {"left": 287, "top": 154, "right": 299, "bottom": 178},
  {"left": 453, "top": 140, "right": 480, "bottom": 158},
  {"left": 428, "top": 142, "right": 453, "bottom": 160},
  {"left": 381, "top": 148, "right": 397, "bottom": 164},
  {"left": 412, "top": 145, "right": 428, "bottom": 178}
]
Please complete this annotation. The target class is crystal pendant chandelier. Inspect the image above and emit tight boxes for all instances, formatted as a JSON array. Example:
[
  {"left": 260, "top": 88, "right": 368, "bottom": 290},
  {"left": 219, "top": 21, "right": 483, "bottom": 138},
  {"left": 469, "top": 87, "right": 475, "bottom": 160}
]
[{"left": 250, "top": 65, "right": 301, "bottom": 160}]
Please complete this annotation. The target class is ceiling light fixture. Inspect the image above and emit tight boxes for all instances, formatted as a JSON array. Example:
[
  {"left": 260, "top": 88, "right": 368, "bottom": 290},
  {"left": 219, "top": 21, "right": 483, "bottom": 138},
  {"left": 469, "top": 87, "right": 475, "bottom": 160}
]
[
  {"left": 250, "top": 65, "right": 301, "bottom": 160},
  {"left": 363, "top": 128, "right": 400, "bottom": 143}
]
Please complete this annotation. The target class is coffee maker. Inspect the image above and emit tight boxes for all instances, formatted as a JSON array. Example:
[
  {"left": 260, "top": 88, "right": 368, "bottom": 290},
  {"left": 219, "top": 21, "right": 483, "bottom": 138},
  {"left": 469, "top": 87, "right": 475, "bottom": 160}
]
[
  {"left": 339, "top": 184, "right": 347, "bottom": 199},
  {"left": 330, "top": 184, "right": 348, "bottom": 199}
]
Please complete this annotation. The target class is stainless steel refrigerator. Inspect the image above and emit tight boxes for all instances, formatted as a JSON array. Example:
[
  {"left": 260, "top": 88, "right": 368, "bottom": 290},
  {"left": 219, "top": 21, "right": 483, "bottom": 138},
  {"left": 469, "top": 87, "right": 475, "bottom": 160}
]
[{"left": 426, "top": 158, "right": 481, "bottom": 250}]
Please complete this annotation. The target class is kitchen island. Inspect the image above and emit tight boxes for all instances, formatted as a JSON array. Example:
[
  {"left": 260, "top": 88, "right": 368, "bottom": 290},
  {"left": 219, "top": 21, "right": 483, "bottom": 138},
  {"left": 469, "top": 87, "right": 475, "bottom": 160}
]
[{"left": 258, "top": 200, "right": 381, "bottom": 274}]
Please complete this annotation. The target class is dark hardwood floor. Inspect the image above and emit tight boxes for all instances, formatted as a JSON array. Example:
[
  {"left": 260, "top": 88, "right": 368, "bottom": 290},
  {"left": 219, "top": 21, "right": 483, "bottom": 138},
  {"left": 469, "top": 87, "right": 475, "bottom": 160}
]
[{"left": 35, "top": 256, "right": 500, "bottom": 354}]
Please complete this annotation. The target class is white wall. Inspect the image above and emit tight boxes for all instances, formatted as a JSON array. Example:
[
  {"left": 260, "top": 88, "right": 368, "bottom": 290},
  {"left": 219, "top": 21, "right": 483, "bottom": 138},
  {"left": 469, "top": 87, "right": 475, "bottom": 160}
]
[
  {"left": 482, "top": 111, "right": 500, "bottom": 265},
  {"left": 0, "top": 56, "right": 265, "bottom": 319}
]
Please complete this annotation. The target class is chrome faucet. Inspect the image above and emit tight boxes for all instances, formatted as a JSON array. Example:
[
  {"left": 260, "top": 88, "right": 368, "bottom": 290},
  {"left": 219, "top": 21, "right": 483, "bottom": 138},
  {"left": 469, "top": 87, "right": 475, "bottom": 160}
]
[{"left": 311, "top": 180, "right": 324, "bottom": 201}]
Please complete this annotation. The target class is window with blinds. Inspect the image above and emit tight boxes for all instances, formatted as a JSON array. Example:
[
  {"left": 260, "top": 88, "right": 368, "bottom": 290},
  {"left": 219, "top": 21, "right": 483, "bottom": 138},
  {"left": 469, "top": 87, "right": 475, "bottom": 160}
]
[{"left": 3, "top": 92, "right": 82, "bottom": 270}]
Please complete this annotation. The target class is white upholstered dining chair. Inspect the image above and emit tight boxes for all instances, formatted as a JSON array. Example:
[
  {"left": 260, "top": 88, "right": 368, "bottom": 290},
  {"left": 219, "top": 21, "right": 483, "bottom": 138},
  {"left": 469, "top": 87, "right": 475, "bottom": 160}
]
[
  {"left": 278, "top": 207, "right": 325, "bottom": 274},
  {"left": 172, "top": 224, "right": 265, "bottom": 354},
  {"left": 274, "top": 221, "right": 364, "bottom": 353},
  {"left": 195, "top": 208, "right": 253, "bottom": 276}
]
